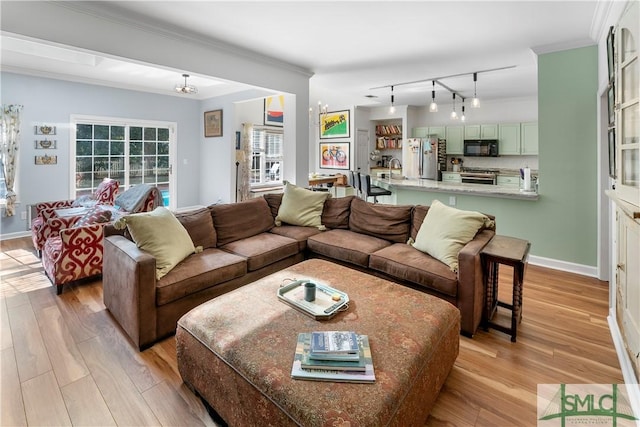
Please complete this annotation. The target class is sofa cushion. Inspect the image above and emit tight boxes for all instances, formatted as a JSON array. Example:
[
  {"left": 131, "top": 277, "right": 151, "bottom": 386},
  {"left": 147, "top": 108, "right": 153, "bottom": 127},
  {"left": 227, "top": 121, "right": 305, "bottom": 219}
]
[
  {"left": 410, "top": 205, "right": 429, "bottom": 241},
  {"left": 116, "top": 206, "right": 195, "bottom": 280},
  {"left": 411, "top": 200, "right": 493, "bottom": 272},
  {"left": 174, "top": 207, "right": 217, "bottom": 249},
  {"left": 369, "top": 244, "right": 458, "bottom": 297},
  {"left": 263, "top": 193, "right": 282, "bottom": 219},
  {"left": 321, "top": 196, "right": 353, "bottom": 229},
  {"left": 349, "top": 198, "right": 412, "bottom": 243},
  {"left": 156, "top": 248, "right": 247, "bottom": 306},
  {"left": 269, "top": 225, "right": 322, "bottom": 251},
  {"left": 307, "top": 229, "right": 392, "bottom": 268},
  {"left": 275, "top": 182, "right": 330, "bottom": 229},
  {"left": 220, "top": 233, "right": 299, "bottom": 271},
  {"left": 210, "top": 198, "right": 274, "bottom": 246}
]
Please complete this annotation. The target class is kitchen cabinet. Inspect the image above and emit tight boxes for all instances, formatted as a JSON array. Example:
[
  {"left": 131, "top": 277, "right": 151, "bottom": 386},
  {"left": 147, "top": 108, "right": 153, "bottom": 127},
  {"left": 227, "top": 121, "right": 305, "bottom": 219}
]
[
  {"left": 412, "top": 126, "right": 445, "bottom": 139},
  {"left": 498, "top": 124, "right": 521, "bottom": 155},
  {"left": 496, "top": 175, "right": 520, "bottom": 188},
  {"left": 521, "top": 122, "right": 539, "bottom": 155},
  {"left": 445, "top": 125, "right": 464, "bottom": 155},
  {"left": 464, "top": 124, "right": 498, "bottom": 140},
  {"left": 442, "top": 172, "right": 461, "bottom": 183}
]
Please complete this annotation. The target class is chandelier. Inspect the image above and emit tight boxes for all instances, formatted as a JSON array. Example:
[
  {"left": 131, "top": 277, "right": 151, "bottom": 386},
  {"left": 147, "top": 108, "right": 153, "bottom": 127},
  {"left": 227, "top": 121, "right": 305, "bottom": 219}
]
[{"left": 175, "top": 74, "right": 198, "bottom": 94}]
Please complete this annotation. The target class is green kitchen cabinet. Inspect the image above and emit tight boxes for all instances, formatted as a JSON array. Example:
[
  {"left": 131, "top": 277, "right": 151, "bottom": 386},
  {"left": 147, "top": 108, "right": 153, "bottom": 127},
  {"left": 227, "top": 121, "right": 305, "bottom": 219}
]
[
  {"left": 412, "top": 126, "right": 445, "bottom": 138},
  {"left": 497, "top": 175, "right": 521, "bottom": 188},
  {"left": 464, "top": 124, "right": 498, "bottom": 139},
  {"left": 412, "top": 127, "right": 428, "bottom": 138},
  {"left": 441, "top": 172, "right": 461, "bottom": 183},
  {"left": 498, "top": 123, "right": 522, "bottom": 155},
  {"left": 445, "top": 125, "right": 464, "bottom": 155},
  {"left": 521, "top": 122, "right": 539, "bottom": 155}
]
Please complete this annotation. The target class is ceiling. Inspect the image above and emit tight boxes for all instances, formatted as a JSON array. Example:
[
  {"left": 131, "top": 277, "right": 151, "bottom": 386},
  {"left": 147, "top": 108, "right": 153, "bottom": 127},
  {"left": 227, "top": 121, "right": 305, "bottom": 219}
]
[{"left": 1, "top": 1, "right": 608, "bottom": 107}]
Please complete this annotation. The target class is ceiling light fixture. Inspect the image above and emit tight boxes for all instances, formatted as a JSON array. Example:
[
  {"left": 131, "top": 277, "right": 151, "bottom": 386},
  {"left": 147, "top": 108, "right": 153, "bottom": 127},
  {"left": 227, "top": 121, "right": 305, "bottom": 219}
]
[
  {"left": 389, "top": 86, "right": 396, "bottom": 114},
  {"left": 450, "top": 93, "right": 458, "bottom": 120},
  {"left": 472, "top": 72, "right": 480, "bottom": 108},
  {"left": 461, "top": 98, "right": 466, "bottom": 122},
  {"left": 175, "top": 73, "right": 198, "bottom": 94},
  {"left": 429, "top": 81, "right": 438, "bottom": 112}
]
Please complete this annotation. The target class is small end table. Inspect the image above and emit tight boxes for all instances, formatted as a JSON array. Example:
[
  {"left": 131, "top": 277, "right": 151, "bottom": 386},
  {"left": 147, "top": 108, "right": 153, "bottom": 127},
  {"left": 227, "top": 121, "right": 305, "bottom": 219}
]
[{"left": 481, "top": 235, "right": 531, "bottom": 342}]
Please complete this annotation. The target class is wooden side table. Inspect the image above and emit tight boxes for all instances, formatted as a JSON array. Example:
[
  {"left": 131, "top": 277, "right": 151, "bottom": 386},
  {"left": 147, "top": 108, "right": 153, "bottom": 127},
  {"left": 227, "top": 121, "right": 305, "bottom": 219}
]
[{"left": 481, "top": 235, "right": 531, "bottom": 342}]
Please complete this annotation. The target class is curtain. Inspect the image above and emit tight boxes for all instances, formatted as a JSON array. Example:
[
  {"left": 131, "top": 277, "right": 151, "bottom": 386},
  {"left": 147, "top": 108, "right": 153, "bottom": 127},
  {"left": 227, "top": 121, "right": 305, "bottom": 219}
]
[
  {"left": 238, "top": 123, "right": 252, "bottom": 202},
  {"left": 1, "top": 104, "right": 23, "bottom": 217}
]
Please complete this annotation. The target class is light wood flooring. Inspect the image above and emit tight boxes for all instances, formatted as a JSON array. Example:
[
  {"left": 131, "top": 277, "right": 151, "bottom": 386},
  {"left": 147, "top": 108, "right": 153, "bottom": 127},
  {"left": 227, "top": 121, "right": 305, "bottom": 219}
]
[{"left": 0, "top": 237, "right": 624, "bottom": 426}]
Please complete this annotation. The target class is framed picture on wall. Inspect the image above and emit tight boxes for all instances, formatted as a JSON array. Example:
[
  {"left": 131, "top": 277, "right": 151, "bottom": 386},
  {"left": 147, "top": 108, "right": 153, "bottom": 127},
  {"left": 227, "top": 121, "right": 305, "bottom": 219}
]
[
  {"left": 606, "top": 25, "right": 615, "bottom": 83},
  {"left": 204, "top": 109, "right": 223, "bottom": 137},
  {"left": 319, "top": 142, "right": 350, "bottom": 170},
  {"left": 264, "top": 95, "right": 284, "bottom": 127},
  {"left": 319, "top": 110, "right": 350, "bottom": 139}
]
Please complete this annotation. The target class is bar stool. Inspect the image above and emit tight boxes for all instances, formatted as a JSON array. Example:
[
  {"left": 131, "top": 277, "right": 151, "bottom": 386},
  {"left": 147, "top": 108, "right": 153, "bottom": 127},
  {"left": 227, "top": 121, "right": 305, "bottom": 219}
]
[{"left": 362, "top": 173, "right": 392, "bottom": 203}]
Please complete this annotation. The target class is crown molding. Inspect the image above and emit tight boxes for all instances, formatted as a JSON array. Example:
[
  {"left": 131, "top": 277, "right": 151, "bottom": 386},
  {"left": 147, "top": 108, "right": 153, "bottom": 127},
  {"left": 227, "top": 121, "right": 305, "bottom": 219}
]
[{"left": 530, "top": 38, "right": 596, "bottom": 56}]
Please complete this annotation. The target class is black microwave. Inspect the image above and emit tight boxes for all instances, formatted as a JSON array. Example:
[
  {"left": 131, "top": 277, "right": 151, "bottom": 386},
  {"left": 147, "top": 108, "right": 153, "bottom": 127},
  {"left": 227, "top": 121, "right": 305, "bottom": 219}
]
[{"left": 463, "top": 140, "right": 499, "bottom": 157}]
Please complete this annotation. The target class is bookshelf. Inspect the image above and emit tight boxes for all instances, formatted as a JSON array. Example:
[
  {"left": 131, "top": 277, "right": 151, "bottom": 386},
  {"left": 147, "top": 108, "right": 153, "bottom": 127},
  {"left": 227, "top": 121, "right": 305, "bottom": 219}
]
[{"left": 375, "top": 123, "right": 403, "bottom": 150}]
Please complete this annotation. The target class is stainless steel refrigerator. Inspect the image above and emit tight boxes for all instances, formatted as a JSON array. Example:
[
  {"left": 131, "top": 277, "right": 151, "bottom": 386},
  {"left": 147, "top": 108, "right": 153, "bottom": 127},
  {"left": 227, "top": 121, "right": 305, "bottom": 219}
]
[{"left": 420, "top": 136, "right": 447, "bottom": 181}]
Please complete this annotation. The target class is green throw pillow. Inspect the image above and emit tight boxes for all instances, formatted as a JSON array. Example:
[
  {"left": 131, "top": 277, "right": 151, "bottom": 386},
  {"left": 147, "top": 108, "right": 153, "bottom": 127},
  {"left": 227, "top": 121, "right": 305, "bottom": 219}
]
[
  {"left": 275, "top": 182, "right": 330, "bottom": 230},
  {"left": 116, "top": 206, "right": 195, "bottom": 280},
  {"left": 411, "top": 200, "right": 493, "bottom": 272}
]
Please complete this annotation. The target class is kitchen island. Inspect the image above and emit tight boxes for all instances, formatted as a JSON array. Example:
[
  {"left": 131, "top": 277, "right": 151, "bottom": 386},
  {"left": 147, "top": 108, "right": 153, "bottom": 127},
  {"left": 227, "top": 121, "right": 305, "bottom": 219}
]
[{"left": 372, "top": 177, "right": 539, "bottom": 201}]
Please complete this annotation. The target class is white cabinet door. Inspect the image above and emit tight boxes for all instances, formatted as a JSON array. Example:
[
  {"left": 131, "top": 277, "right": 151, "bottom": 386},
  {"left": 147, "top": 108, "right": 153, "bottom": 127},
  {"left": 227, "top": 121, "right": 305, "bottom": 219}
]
[
  {"left": 445, "top": 126, "right": 464, "bottom": 155},
  {"left": 498, "top": 124, "right": 521, "bottom": 155}
]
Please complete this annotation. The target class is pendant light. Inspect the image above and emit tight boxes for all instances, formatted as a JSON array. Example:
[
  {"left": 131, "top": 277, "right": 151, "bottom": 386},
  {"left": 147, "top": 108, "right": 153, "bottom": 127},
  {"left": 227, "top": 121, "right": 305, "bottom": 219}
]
[
  {"left": 461, "top": 98, "right": 466, "bottom": 122},
  {"left": 429, "top": 81, "right": 438, "bottom": 112},
  {"left": 389, "top": 85, "right": 396, "bottom": 114},
  {"left": 472, "top": 73, "right": 480, "bottom": 108},
  {"left": 450, "top": 93, "right": 458, "bottom": 120},
  {"left": 175, "top": 73, "right": 198, "bottom": 94}
]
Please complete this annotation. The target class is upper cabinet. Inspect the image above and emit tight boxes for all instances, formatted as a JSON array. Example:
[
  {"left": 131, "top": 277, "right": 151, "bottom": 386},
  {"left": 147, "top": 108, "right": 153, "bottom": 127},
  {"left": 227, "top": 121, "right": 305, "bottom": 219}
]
[
  {"left": 498, "top": 123, "right": 521, "bottom": 155},
  {"left": 521, "top": 122, "right": 539, "bottom": 155},
  {"left": 464, "top": 124, "right": 498, "bottom": 140},
  {"left": 616, "top": 1, "right": 640, "bottom": 207},
  {"left": 445, "top": 126, "right": 464, "bottom": 155},
  {"left": 412, "top": 126, "right": 445, "bottom": 139}
]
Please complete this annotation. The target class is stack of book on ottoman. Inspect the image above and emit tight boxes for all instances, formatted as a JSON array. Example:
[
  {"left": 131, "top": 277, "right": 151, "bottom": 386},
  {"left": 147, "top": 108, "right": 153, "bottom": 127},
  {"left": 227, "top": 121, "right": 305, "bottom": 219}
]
[{"left": 291, "top": 330, "right": 375, "bottom": 383}]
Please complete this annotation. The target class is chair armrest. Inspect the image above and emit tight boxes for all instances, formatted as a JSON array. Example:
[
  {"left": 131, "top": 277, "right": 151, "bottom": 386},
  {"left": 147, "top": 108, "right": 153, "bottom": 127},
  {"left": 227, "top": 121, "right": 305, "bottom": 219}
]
[
  {"left": 35, "top": 200, "right": 74, "bottom": 215},
  {"left": 103, "top": 235, "right": 158, "bottom": 350},
  {"left": 456, "top": 228, "right": 496, "bottom": 336},
  {"left": 39, "top": 215, "right": 82, "bottom": 242}
]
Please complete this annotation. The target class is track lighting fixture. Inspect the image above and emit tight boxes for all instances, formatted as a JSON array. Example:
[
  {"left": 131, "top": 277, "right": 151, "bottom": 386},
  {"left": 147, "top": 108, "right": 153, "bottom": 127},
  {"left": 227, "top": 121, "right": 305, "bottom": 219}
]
[
  {"left": 429, "top": 81, "right": 438, "bottom": 112},
  {"left": 461, "top": 98, "right": 466, "bottom": 122},
  {"left": 472, "top": 73, "right": 480, "bottom": 108},
  {"left": 389, "top": 86, "right": 396, "bottom": 114},
  {"left": 450, "top": 93, "right": 458, "bottom": 120}
]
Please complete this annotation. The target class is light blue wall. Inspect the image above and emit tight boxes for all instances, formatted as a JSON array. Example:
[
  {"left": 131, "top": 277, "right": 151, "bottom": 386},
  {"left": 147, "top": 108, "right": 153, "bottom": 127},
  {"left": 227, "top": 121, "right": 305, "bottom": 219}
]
[{"left": 1, "top": 72, "right": 202, "bottom": 235}]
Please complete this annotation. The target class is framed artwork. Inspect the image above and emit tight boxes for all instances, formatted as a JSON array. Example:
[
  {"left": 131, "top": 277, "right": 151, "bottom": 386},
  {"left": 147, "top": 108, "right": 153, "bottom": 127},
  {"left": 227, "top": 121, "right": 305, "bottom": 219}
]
[
  {"left": 204, "top": 109, "right": 223, "bottom": 137},
  {"left": 607, "top": 84, "right": 616, "bottom": 127},
  {"left": 320, "top": 110, "right": 350, "bottom": 139},
  {"left": 264, "top": 95, "right": 284, "bottom": 127},
  {"left": 35, "top": 139, "right": 56, "bottom": 149},
  {"left": 608, "top": 128, "right": 616, "bottom": 178},
  {"left": 35, "top": 154, "right": 57, "bottom": 165},
  {"left": 606, "top": 25, "right": 615, "bottom": 83},
  {"left": 319, "top": 142, "right": 350, "bottom": 170},
  {"left": 35, "top": 125, "right": 56, "bottom": 135}
]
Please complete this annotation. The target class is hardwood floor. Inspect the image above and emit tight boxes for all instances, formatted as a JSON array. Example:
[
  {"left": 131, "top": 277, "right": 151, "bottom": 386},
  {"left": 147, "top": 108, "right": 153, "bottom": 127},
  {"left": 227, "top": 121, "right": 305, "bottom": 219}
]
[{"left": 1, "top": 237, "right": 624, "bottom": 426}]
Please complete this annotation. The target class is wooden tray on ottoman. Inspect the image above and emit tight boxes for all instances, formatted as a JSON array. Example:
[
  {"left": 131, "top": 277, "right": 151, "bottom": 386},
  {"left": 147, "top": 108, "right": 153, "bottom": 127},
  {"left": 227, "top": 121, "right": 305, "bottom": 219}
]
[{"left": 176, "top": 259, "right": 460, "bottom": 427}]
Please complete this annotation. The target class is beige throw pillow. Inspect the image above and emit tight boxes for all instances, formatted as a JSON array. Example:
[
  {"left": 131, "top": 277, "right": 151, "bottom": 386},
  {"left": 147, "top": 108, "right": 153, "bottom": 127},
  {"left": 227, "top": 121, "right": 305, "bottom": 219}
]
[
  {"left": 411, "top": 200, "right": 492, "bottom": 272},
  {"left": 117, "top": 206, "right": 196, "bottom": 280},
  {"left": 275, "top": 182, "right": 330, "bottom": 230}
]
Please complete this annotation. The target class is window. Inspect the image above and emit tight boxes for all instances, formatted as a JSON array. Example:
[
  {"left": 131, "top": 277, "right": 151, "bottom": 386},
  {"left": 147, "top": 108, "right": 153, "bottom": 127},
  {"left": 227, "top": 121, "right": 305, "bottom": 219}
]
[
  {"left": 72, "top": 116, "right": 175, "bottom": 207},
  {"left": 0, "top": 158, "right": 6, "bottom": 203},
  {"left": 250, "top": 127, "right": 283, "bottom": 186}
]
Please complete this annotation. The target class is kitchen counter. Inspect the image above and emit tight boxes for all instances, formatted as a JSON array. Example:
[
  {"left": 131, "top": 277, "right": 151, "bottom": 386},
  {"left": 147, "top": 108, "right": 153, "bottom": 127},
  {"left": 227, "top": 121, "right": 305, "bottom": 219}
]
[{"left": 372, "top": 177, "right": 539, "bottom": 200}]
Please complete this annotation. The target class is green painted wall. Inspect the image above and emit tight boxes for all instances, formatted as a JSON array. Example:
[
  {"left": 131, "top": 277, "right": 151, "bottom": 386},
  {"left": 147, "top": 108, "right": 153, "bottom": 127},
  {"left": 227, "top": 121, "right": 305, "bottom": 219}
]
[{"left": 396, "top": 45, "right": 599, "bottom": 267}]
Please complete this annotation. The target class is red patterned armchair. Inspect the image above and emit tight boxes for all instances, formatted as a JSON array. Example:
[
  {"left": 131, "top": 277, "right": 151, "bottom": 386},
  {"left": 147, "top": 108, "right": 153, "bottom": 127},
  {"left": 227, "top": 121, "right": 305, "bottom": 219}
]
[
  {"left": 40, "top": 185, "right": 163, "bottom": 294},
  {"left": 31, "top": 178, "right": 119, "bottom": 256}
]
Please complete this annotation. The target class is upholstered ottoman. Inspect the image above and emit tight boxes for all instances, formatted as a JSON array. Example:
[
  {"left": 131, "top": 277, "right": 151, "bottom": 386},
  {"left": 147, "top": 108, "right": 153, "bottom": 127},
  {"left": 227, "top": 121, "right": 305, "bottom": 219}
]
[{"left": 176, "top": 259, "right": 459, "bottom": 426}]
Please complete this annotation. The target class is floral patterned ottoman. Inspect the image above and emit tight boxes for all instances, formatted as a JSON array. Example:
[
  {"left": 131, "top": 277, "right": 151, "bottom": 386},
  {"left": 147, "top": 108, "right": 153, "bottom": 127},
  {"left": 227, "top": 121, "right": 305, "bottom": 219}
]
[{"left": 176, "top": 259, "right": 460, "bottom": 426}]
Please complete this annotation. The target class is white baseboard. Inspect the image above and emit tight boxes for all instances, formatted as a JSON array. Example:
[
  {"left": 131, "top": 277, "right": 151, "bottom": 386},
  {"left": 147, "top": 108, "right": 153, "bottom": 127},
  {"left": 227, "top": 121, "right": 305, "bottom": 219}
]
[
  {"left": 528, "top": 254, "right": 599, "bottom": 278},
  {"left": 608, "top": 312, "right": 640, "bottom": 425},
  {"left": 0, "top": 231, "right": 30, "bottom": 241}
]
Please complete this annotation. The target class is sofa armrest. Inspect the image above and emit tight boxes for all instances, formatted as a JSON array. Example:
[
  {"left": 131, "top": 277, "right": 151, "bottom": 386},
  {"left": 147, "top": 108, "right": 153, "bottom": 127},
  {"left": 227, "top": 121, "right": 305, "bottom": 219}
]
[
  {"left": 456, "top": 229, "right": 495, "bottom": 336},
  {"left": 103, "top": 235, "right": 158, "bottom": 350}
]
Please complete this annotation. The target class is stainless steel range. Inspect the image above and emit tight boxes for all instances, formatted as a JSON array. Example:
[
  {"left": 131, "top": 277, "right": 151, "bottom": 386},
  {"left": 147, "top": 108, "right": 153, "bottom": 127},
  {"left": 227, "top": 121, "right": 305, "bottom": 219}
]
[{"left": 460, "top": 168, "right": 498, "bottom": 185}]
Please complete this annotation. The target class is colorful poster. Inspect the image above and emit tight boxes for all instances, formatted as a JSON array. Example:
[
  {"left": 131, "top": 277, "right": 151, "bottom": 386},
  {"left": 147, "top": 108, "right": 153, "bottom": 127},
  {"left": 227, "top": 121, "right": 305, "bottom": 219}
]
[
  {"left": 319, "top": 142, "right": 350, "bottom": 170},
  {"left": 320, "top": 110, "right": 350, "bottom": 139},
  {"left": 264, "top": 95, "right": 284, "bottom": 126}
]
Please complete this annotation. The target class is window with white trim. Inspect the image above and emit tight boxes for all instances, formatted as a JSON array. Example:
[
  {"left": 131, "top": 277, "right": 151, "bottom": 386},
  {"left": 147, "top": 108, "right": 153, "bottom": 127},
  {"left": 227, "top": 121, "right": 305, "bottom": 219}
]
[
  {"left": 250, "top": 127, "right": 283, "bottom": 186},
  {"left": 71, "top": 117, "right": 175, "bottom": 206}
]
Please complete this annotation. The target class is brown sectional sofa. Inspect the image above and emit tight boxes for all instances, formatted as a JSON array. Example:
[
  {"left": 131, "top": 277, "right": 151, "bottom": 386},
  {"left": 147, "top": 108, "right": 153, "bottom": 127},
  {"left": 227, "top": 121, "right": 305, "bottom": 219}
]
[{"left": 103, "top": 195, "right": 495, "bottom": 350}]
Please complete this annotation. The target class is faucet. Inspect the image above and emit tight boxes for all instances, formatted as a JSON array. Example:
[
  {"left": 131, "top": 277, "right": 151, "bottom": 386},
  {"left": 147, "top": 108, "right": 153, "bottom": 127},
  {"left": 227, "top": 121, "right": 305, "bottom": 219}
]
[{"left": 388, "top": 157, "right": 402, "bottom": 180}]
